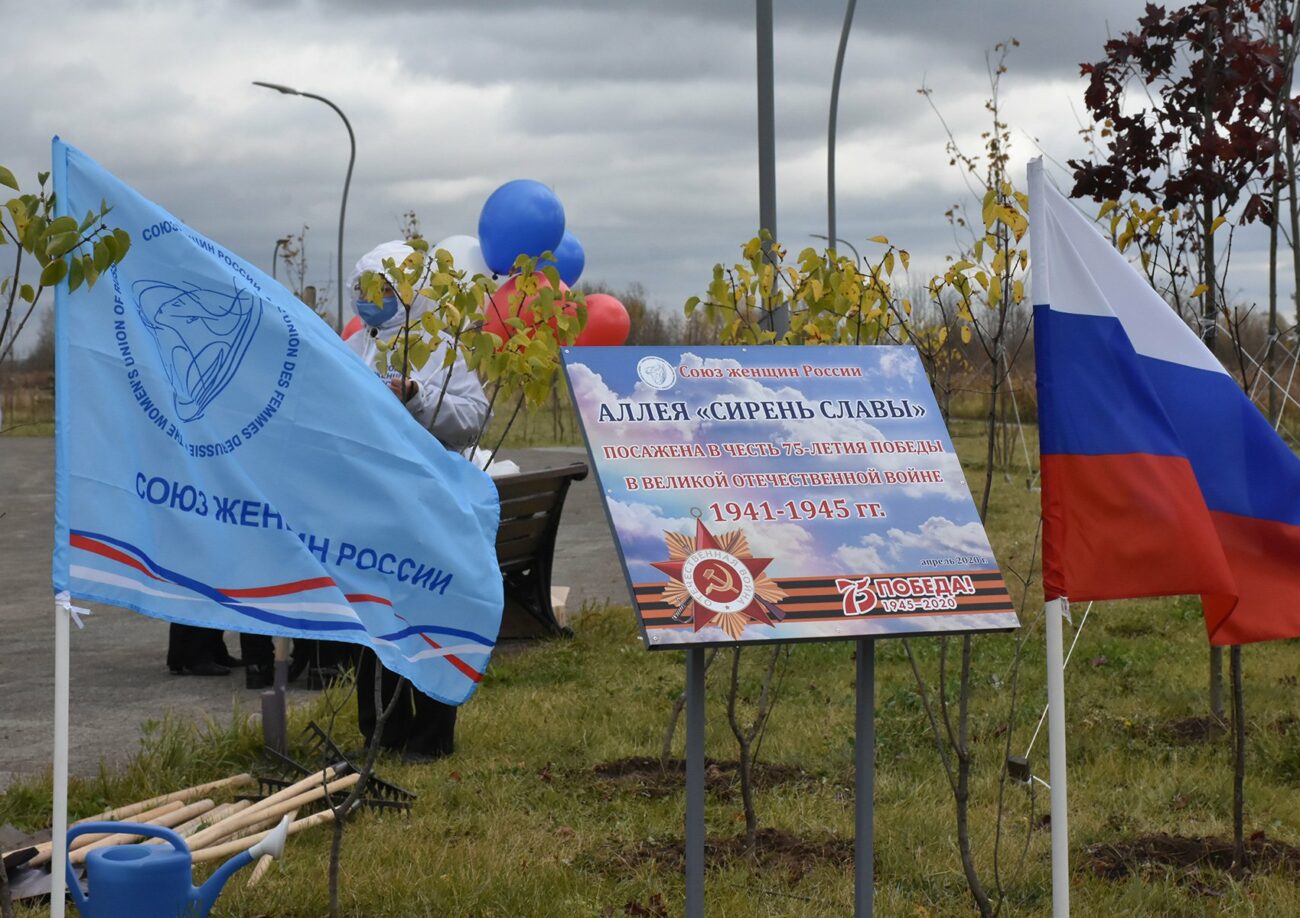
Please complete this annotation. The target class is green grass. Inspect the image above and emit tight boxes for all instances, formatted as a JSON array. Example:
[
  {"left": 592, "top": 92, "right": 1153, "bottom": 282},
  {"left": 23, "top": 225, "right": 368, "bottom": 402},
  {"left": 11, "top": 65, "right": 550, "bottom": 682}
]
[{"left": 4, "top": 418, "right": 1299, "bottom": 916}]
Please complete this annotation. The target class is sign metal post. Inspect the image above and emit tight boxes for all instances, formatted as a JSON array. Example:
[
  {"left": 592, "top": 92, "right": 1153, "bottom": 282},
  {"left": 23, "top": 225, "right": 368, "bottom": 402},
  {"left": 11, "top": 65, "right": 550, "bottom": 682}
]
[
  {"left": 685, "top": 647, "right": 706, "bottom": 918},
  {"left": 855, "top": 638, "right": 876, "bottom": 917}
]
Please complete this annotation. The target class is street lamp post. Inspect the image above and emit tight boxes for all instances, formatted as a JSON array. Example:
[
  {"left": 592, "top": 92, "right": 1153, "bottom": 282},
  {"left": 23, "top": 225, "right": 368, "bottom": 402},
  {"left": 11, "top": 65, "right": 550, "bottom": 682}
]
[
  {"left": 253, "top": 81, "right": 355, "bottom": 331},
  {"left": 755, "top": 0, "right": 785, "bottom": 336},
  {"left": 811, "top": 233, "right": 861, "bottom": 266},
  {"left": 272, "top": 236, "right": 290, "bottom": 282},
  {"left": 828, "top": 0, "right": 858, "bottom": 254}
]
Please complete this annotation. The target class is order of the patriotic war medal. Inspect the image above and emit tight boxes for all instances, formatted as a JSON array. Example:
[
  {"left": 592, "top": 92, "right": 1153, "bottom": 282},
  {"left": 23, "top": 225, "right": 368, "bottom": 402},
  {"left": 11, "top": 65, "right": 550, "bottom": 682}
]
[{"left": 651, "top": 519, "right": 787, "bottom": 640}]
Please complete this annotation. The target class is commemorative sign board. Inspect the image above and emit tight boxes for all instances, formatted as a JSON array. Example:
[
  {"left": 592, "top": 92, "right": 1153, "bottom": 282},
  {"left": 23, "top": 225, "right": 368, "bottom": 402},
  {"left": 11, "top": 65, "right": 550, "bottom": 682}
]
[{"left": 562, "top": 345, "right": 1019, "bottom": 649}]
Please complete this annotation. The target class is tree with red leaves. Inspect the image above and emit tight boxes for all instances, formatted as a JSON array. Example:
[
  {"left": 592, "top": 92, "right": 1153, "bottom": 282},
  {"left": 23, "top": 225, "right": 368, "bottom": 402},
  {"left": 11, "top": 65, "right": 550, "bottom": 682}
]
[{"left": 1071, "top": 0, "right": 1300, "bottom": 871}]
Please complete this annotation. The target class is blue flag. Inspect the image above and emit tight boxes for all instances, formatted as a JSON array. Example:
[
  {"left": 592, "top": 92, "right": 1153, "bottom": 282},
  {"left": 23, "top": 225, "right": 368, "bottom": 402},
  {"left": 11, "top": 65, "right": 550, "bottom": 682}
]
[{"left": 51, "top": 139, "right": 503, "bottom": 704}]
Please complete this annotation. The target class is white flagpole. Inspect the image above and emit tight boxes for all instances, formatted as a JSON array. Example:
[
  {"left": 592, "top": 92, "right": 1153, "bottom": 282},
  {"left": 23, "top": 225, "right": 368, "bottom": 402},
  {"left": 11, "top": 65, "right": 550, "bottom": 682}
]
[
  {"left": 50, "top": 599, "right": 71, "bottom": 918},
  {"left": 1044, "top": 597, "right": 1070, "bottom": 917},
  {"left": 1027, "top": 156, "right": 1069, "bottom": 915}
]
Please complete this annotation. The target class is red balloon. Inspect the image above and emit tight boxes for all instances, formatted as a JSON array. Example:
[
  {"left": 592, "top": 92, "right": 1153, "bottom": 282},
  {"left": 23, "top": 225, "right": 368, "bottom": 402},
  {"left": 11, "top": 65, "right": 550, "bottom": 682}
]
[
  {"left": 575, "top": 293, "right": 630, "bottom": 346},
  {"left": 341, "top": 315, "right": 363, "bottom": 340},
  {"left": 482, "top": 275, "right": 575, "bottom": 346},
  {"left": 482, "top": 278, "right": 521, "bottom": 341}
]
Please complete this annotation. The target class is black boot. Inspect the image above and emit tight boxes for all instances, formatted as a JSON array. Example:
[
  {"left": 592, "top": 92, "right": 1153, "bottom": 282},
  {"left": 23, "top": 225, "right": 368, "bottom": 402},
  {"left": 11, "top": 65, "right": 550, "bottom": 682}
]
[{"left": 245, "top": 664, "right": 274, "bottom": 689}]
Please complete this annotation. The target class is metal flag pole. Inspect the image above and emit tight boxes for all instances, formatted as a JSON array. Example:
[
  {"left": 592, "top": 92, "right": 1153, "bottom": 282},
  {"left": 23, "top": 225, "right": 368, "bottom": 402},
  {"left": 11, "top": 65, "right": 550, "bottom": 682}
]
[
  {"left": 1044, "top": 597, "right": 1071, "bottom": 917},
  {"left": 1026, "top": 156, "right": 1068, "bottom": 916},
  {"left": 50, "top": 599, "right": 71, "bottom": 918},
  {"left": 685, "top": 647, "right": 706, "bottom": 917},
  {"left": 855, "top": 637, "right": 876, "bottom": 917}
]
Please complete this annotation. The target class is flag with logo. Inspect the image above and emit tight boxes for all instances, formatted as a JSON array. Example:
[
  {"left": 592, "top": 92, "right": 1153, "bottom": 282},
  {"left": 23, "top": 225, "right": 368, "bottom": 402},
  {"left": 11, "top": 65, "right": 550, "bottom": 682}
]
[
  {"left": 1031, "top": 159, "right": 1300, "bottom": 645},
  {"left": 51, "top": 138, "right": 503, "bottom": 703}
]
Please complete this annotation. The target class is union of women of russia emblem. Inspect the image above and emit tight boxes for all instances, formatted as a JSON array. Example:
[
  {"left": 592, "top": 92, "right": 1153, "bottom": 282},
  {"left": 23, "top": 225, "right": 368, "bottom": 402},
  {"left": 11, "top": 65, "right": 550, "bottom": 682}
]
[{"left": 652, "top": 519, "right": 787, "bottom": 639}]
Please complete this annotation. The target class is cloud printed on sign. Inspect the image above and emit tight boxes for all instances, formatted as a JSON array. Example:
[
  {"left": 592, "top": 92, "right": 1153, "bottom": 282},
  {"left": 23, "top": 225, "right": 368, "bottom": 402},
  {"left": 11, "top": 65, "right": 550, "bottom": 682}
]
[
  {"left": 834, "top": 533, "right": 889, "bottom": 572},
  {"left": 567, "top": 363, "right": 695, "bottom": 440},
  {"left": 670, "top": 350, "right": 970, "bottom": 503},
  {"left": 607, "top": 495, "right": 695, "bottom": 545},
  {"left": 835, "top": 515, "right": 993, "bottom": 571},
  {"left": 887, "top": 516, "right": 993, "bottom": 557},
  {"left": 877, "top": 348, "right": 923, "bottom": 384},
  {"left": 676, "top": 350, "right": 886, "bottom": 445},
  {"left": 606, "top": 496, "right": 823, "bottom": 579}
]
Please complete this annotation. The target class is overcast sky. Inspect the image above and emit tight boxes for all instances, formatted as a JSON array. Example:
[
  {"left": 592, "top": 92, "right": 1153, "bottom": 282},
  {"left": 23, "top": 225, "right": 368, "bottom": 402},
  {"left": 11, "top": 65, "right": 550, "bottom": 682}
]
[{"left": 3, "top": 0, "right": 1278, "bottom": 349}]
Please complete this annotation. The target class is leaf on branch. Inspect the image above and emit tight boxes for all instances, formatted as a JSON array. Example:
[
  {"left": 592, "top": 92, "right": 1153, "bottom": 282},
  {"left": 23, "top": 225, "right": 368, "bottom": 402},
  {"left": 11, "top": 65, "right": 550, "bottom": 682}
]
[
  {"left": 44, "top": 231, "right": 79, "bottom": 258},
  {"left": 408, "top": 336, "right": 432, "bottom": 371},
  {"left": 40, "top": 258, "right": 67, "bottom": 288},
  {"left": 867, "top": 234, "right": 890, "bottom": 245},
  {"left": 68, "top": 252, "right": 85, "bottom": 292},
  {"left": 0, "top": 165, "right": 17, "bottom": 191},
  {"left": 93, "top": 239, "right": 112, "bottom": 273}
]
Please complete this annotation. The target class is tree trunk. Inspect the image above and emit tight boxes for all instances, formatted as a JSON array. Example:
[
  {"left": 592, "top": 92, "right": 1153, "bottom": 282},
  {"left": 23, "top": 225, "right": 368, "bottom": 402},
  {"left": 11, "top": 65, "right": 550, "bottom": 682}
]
[
  {"left": 1203, "top": 185, "right": 1226, "bottom": 722},
  {"left": 979, "top": 361, "right": 1001, "bottom": 522},
  {"left": 1268, "top": 138, "right": 1281, "bottom": 425},
  {"left": 1231, "top": 645, "right": 1247, "bottom": 872},
  {"left": 328, "top": 665, "right": 407, "bottom": 917},
  {"left": 739, "top": 740, "right": 757, "bottom": 851},
  {"left": 1289, "top": 127, "right": 1300, "bottom": 358},
  {"left": 328, "top": 815, "right": 347, "bottom": 917},
  {"left": 1210, "top": 649, "right": 1225, "bottom": 721},
  {"left": 955, "top": 635, "right": 994, "bottom": 918}
]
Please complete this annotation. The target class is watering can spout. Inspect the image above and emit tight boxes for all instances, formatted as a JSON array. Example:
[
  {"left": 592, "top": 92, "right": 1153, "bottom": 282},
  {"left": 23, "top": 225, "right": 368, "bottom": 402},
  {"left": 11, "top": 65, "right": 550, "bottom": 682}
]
[{"left": 193, "top": 815, "right": 291, "bottom": 915}]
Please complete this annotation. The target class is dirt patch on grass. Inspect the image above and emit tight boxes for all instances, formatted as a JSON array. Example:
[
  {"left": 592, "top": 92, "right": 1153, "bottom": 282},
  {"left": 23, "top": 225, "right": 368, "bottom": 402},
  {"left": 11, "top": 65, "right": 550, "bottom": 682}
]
[
  {"left": 1156, "top": 716, "right": 1226, "bottom": 744},
  {"left": 590, "top": 756, "right": 817, "bottom": 800},
  {"left": 1086, "top": 832, "right": 1300, "bottom": 889},
  {"left": 612, "top": 828, "right": 854, "bottom": 883}
]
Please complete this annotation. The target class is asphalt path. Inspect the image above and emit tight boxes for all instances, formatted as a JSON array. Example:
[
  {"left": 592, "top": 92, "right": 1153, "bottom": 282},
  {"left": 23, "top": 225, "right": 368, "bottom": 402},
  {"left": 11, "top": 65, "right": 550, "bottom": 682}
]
[{"left": 0, "top": 439, "right": 626, "bottom": 789}]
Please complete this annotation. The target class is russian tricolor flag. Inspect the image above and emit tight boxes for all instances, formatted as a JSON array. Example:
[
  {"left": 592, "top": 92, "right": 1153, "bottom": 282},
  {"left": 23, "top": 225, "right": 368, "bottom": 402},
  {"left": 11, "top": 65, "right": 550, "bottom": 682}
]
[{"left": 1030, "top": 160, "right": 1300, "bottom": 646}]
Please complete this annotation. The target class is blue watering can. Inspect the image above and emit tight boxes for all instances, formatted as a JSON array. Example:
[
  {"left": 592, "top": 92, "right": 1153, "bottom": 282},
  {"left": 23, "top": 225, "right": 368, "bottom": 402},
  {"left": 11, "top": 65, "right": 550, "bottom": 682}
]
[{"left": 65, "top": 815, "right": 291, "bottom": 917}]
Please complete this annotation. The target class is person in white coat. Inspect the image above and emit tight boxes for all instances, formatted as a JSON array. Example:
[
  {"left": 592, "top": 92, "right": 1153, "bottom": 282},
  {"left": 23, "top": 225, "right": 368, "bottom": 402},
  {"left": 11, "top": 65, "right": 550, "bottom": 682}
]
[
  {"left": 345, "top": 239, "right": 489, "bottom": 451},
  {"left": 347, "top": 239, "right": 491, "bottom": 761}
]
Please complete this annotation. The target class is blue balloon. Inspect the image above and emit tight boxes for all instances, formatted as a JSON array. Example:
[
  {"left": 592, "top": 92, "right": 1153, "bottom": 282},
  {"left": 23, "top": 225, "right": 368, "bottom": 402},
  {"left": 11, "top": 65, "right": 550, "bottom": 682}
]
[
  {"left": 539, "top": 231, "right": 586, "bottom": 287},
  {"left": 478, "top": 180, "right": 566, "bottom": 275}
]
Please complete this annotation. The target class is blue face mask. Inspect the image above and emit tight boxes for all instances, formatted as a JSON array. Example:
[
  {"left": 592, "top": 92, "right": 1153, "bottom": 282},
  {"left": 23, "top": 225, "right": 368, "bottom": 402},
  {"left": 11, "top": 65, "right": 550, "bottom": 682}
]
[{"left": 356, "top": 294, "right": 400, "bottom": 327}]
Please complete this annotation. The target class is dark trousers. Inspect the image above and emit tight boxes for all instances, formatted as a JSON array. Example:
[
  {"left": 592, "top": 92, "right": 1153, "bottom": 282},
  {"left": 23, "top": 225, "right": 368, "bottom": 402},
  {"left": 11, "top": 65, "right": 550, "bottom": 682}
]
[
  {"left": 166, "top": 624, "right": 229, "bottom": 671},
  {"left": 240, "top": 636, "right": 356, "bottom": 676},
  {"left": 356, "top": 649, "right": 457, "bottom": 757},
  {"left": 240, "top": 633, "right": 275, "bottom": 668}
]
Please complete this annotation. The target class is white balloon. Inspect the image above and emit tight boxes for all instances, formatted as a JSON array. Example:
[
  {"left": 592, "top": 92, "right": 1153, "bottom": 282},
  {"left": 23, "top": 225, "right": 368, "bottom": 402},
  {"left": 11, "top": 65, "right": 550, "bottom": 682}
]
[{"left": 432, "top": 234, "right": 494, "bottom": 280}]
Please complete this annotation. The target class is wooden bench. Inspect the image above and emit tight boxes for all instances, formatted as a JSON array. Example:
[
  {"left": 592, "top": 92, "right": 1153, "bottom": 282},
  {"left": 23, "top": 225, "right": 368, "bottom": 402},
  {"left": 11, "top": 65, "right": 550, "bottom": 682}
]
[{"left": 493, "top": 461, "right": 589, "bottom": 638}]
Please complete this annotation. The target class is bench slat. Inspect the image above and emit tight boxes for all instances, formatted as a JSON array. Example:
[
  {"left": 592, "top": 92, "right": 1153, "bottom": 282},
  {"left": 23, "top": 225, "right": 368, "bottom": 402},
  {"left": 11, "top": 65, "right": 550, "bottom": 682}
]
[
  {"left": 496, "top": 515, "right": 551, "bottom": 545},
  {"left": 494, "top": 462, "right": 587, "bottom": 501},
  {"left": 497, "top": 535, "right": 544, "bottom": 565},
  {"left": 498, "top": 492, "right": 559, "bottom": 520}
]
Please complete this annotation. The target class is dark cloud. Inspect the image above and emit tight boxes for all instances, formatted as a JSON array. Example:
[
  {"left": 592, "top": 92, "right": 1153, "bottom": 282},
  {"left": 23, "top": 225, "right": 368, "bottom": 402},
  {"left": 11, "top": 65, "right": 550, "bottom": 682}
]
[{"left": 9, "top": 0, "right": 1272, "bottom": 363}]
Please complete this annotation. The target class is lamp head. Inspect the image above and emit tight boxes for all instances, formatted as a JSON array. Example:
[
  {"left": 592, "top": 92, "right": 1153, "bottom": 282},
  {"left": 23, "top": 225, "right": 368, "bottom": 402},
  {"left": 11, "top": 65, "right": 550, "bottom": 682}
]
[{"left": 252, "top": 81, "right": 301, "bottom": 96}]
